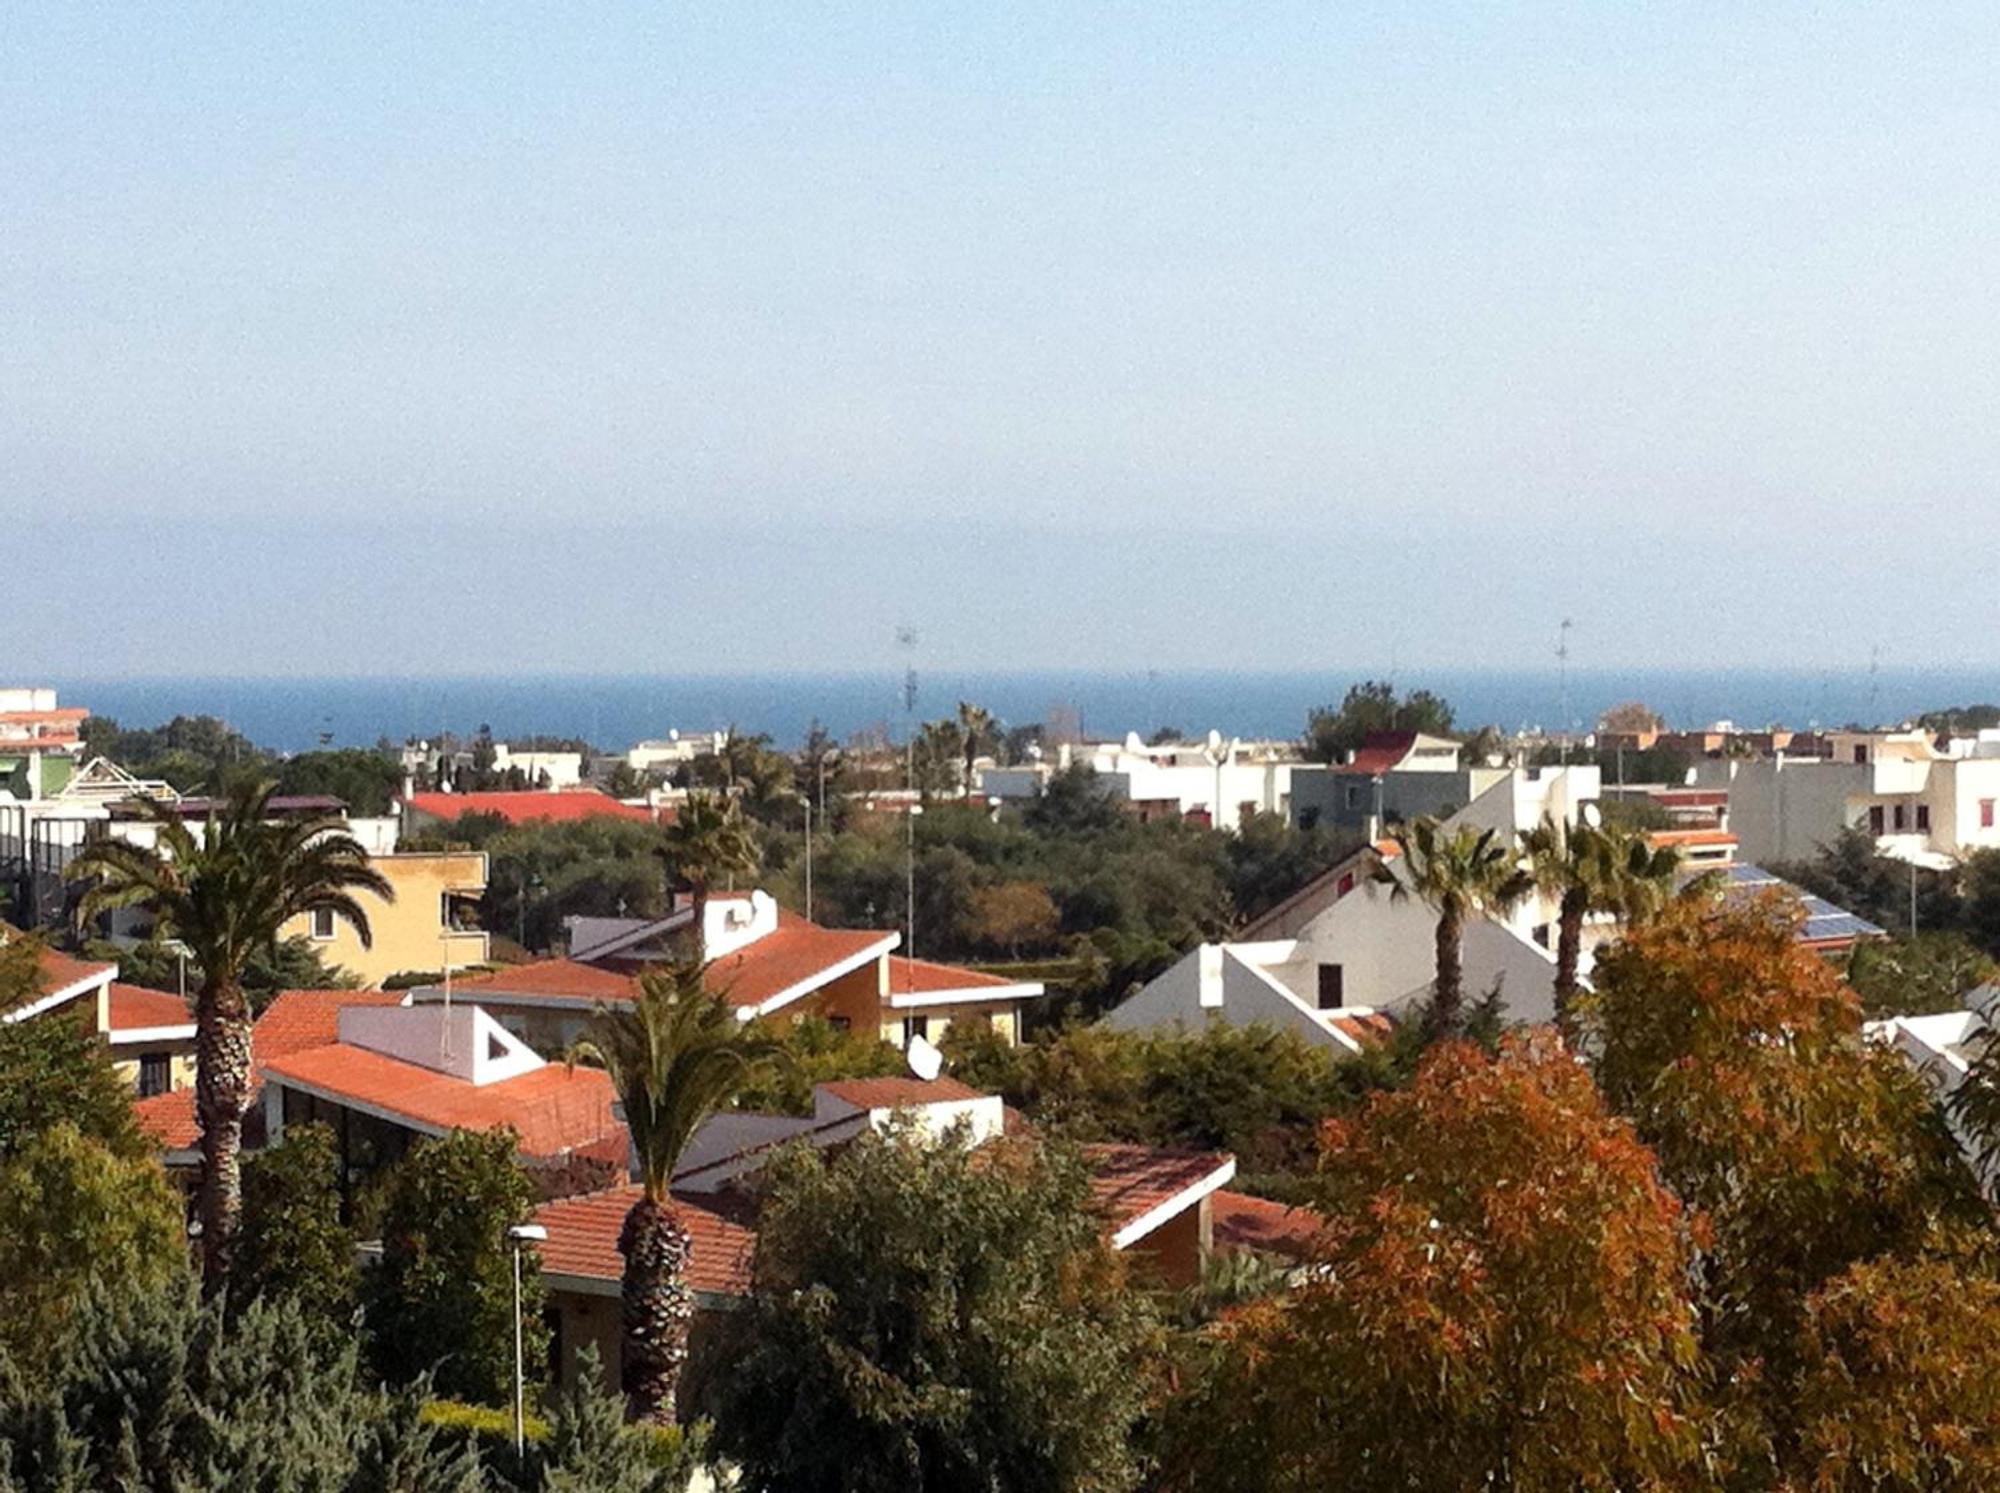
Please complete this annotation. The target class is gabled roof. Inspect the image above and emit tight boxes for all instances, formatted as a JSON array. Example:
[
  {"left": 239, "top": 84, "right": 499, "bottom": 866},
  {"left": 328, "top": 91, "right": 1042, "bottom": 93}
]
[
  {"left": 253, "top": 989, "right": 408, "bottom": 1073},
  {"left": 1335, "top": 732, "right": 1419, "bottom": 776},
  {"left": 534, "top": 1186, "right": 759, "bottom": 1298},
  {"left": 260, "top": 1043, "right": 620, "bottom": 1158},
  {"left": 707, "top": 923, "right": 898, "bottom": 1016},
  {"left": 884, "top": 956, "right": 1048, "bottom": 1008},
  {"left": 105, "top": 983, "right": 194, "bottom": 1038},
  {"left": 133, "top": 1088, "right": 199, "bottom": 1153},
  {"left": 1081, "top": 1143, "right": 1238, "bottom": 1249},
  {"left": 3, "top": 947, "right": 117, "bottom": 1024},
  {"left": 402, "top": 790, "right": 654, "bottom": 826},
  {"left": 452, "top": 959, "right": 638, "bottom": 1003}
]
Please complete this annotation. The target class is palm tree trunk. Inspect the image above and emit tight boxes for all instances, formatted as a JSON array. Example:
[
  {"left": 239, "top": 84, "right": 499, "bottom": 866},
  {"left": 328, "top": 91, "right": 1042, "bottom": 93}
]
[
  {"left": 687, "top": 880, "right": 709, "bottom": 964},
  {"left": 194, "top": 980, "right": 254, "bottom": 1289},
  {"left": 1553, "top": 887, "right": 1587, "bottom": 1029},
  {"left": 1432, "top": 904, "right": 1465, "bottom": 1039},
  {"left": 619, "top": 1193, "right": 693, "bottom": 1425}
]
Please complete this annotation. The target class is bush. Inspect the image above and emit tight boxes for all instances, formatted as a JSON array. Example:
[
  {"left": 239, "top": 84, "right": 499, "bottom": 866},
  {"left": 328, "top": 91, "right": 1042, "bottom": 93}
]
[{"left": 236, "top": 1123, "right": 360, "bottom": 1342}]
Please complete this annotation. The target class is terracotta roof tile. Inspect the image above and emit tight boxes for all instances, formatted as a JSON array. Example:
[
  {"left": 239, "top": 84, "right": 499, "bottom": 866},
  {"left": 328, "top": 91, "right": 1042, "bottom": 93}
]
[
  {"left": 454, "top": 959, "right": 638, "bottom": 1002},
  {"left": 706, "top": 924, "right": 894, "bottom": 1012},
  {"left": 1328, "top": 1011, "right": 1396, "bottom": 1047},
  {"left": 133, "top": 1088, "right": 198, "bottom": 1151},
  {"left": 1210, "top": 1190, "right": 1321, "bottom": 1260},
  {"left": 260, "top": 1044, "right": 620, "bottom": 1158},
  {"left": 30, "top": 948, "right": 116, "bottom": 1002},
  {"left": 252, "top": 989, "right": 406, "bottom": 1073},
  {"left": 818, "top": 1076, "right": 983, "bottom": 1110},
  {"left": 403, "top": 790, "right": 654, "bottom": 826},
  {"left": 106, "top": 983, "right": 193, "bottom": 1032},
  {"left": 885, "top": 956, "right": 1021, "bottom": 994},
  {"left": 533, "top": 1185, "right": 756, "bottom": 1296},
  {"left": 1081, "top": 1143, "right": 1234, "bottom": 1239}
]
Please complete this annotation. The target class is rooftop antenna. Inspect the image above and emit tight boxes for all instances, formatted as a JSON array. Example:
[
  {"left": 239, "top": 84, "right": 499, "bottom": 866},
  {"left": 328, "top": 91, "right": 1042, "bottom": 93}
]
[
  {"left": 896, "top": 626, "right": 920, "bottom": 982},
  {"left": 1556, "top": 619, "right": 1575, "bottom": 765}
]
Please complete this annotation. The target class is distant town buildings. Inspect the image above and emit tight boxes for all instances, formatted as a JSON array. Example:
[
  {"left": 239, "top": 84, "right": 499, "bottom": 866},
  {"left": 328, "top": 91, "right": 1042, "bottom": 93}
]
[{"left": 978, "top": 731, "right": 1298, "bottom": 831}]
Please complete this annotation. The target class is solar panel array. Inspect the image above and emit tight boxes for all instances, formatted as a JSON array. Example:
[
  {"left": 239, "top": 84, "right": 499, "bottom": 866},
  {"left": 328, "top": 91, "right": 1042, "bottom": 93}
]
[{"left": 1713, "top": 862, "right": 1885, "bottom": 944}]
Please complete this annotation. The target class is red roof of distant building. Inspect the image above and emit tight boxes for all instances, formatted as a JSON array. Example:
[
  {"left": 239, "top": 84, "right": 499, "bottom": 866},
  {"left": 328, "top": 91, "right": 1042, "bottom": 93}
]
[
  {"left": 402, "top": 790, "right": 654, "bottom": 826},
  {"left": 133, "top": 1089, "right": 199, "bottom": 1152},
  {"left": 1336, "top": 732, "right": 1419, "bottom": 776},
  {"left": 1328, "top": 1010, "right": 1396, "bottom": 1048},
  {"left": 709, "top": 923, "right": 895, "bottom": 1013},
  {"left": 1210, "top": 1190, "right": 1321, "bottom": 1260},
  {"left": 884, "top": 957, "right": 1021, "bottom": 994},
  {"left": 1082, "top": 1143, "right": 1236, "bottom": 1242},
  {"left": 818, "top": 1076, "right": 983, "bottom": 1110},
  {"left": 454, "top": 959, "right": 638, "bottom": 1002},
  {"left": 106, "top": 983, "right": 193, "bottom": 1032},
  {"left": 260, "top": 1044, "right": 620, "bottom": 1157},
  {"left": 253, "top": 989, "right": 407, "bottom": 1073},
  {"left": 0, "top": 707, "right": 89, "bottom": 725},
  {"left": 29, "top": 948, "right": 116, "bottom": 1005},
  {"left": 534, "top": 1186, "right": 757, "bottom": 1296}
]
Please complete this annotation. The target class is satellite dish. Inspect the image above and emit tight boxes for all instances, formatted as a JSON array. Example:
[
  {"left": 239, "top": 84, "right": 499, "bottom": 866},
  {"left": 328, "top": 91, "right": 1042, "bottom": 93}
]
[
  {"left": 906, "top": 1034, "right": 944, "bottom": 1082},
  {"left": 1582, "top": 803, "right": 1603, "bottom": 829},
  {"left": 1206, "top": 729, "right": 1223, "bottom": 754}
]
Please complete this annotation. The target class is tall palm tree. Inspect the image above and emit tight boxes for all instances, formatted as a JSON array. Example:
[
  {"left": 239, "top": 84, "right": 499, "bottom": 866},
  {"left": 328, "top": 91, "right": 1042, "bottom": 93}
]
[
  {"left": 659, "top": 791, "right": 759, "bottom": 959},
  {"left": 66, "top": 781, "right": 390, "bottom": 1287},
  {"left": 956, "top": 700, "right": 997, "bottom": 797},
  {"left": 1522, "top": 815, "right": 1682, "bottom": 1027},
  {"left": 1378, "top": 817, "right": 1534, "bottom": 1039},
  {"left": 569, "top": 961, "right": 784, "bottom": 1423}
]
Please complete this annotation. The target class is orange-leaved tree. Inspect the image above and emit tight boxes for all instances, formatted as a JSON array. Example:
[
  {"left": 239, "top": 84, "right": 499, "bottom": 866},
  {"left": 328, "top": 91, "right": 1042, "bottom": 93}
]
[
  {"left": 1583, "top": 897, "right": 1985, "bottom": 1441},
  {"left": 1157, "top": 1034, "right": 1710, "bottom": 1492}
]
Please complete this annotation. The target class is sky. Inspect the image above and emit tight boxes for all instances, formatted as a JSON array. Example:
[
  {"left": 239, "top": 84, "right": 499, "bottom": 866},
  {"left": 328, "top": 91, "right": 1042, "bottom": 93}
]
[{"left": 6, "top": 3, "right": 2000, "bottom": 679}]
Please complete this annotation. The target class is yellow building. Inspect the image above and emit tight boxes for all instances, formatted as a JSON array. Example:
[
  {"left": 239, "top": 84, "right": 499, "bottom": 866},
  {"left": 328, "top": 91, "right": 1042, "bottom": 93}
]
[{"left": 281, "top": 850, "right": 489, "bottom": 987}]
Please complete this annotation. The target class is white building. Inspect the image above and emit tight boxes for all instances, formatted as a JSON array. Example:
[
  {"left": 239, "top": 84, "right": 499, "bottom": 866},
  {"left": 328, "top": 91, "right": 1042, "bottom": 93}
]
[
  {"left": 1705, "top": 730, "right": 2000, "bottom": 869},
  {"left": 978, "top": 731, "right": 1301, "bottom": 832},
  {"left": 626, "top": 730, "right": 731, "bottom": 774},
  {"left": 1872, "top": 990, "right": 1998, "bottom": 1196}
]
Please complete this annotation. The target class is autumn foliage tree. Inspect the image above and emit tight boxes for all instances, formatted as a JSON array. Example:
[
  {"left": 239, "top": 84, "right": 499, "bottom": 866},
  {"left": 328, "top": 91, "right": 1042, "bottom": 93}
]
[
  {"left": 1583, "top": 898, "right": 1986, "bottom": 1452},
  {"left": 1159, "top": 1035, "right": 1709, "bottom": 1492}
]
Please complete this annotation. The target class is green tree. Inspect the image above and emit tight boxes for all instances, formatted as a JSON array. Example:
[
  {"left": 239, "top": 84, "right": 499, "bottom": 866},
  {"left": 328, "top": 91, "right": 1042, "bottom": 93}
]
[
  {"left": 368, "top": 1127, "right": 548, "bottom": 1407},
  {"left": 66, "top": 781, "right": 391, "bottom": 1288},
  {"left": 1377, "top": 817, "right": 1532, "bottom": 1038},
  {"left": 955, "top": 701, "right": 998, "bottom": 794},
  {"left": 236, "top": 1123, "right": 359, "bottom": 1343},
  {"left": 714, "top": 1126, "right": 1153, "bottom": 1493},
  {"left": 568, "top": 962, "right": 784, "bottom": 1424},
  {"left": 1155, "top": 1036, "right": 1707, "bottom": 1493},
  {"left": 1224, "top": 812, "right": 1361, "bottom": 926},
  {"left": 78, "top": 713, "right": 268, "bottom": 793},
  {"left": 0, "top": 1273, "right": 485, "bottom": 1492},
  {"left": 658, "top": 792, "right": 758, "bottom": 959},
  {"left": 272, "top": 747, "right": 405, "bottom": 816},
  {"left": 0, "top": 1121, "right": 185, "bottom": 1370},
  {"left": 1302, "top": 681, "right": 1455, "bottom": 765},
  {"left": 528, "top": 1345, "right": 711, "bottom": 1493},
  {"left": 0, "top": 945, "right": 148, "bottom": 1162},
  {"left": 1521, "top": 814, "right": 1680, "bottom": 1027},
  {"left": 1023, "top": 764, "right": 1123, "bottom": 835},
  {"left": 1845, "top": 930, "right": 1996, "bottom": 1017}
]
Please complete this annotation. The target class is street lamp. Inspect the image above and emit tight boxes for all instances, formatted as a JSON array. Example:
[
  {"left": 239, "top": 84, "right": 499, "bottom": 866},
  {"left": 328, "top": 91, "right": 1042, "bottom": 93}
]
[
  {"left": 505, "top": 1223, "right": 549, "bottom": 1457},
  {"left": 797, "top": 793, "right": 814, "bottom": 923}
]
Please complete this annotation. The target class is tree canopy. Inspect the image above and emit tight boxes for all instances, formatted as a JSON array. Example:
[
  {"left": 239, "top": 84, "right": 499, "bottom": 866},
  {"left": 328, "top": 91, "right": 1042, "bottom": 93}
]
[{"left": 1302, "top": 681, "right": 1456, "bottom": 764}]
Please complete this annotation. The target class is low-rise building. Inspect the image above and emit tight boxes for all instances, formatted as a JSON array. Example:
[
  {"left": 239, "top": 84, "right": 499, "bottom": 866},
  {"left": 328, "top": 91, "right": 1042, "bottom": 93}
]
[
  {"left": 979, "top": 732, "right": 1301, "bottom": 831},
  {"left": 400, "top": 788, "right": 658, "bottom": 833},
  {"left": 5, "top": 944, "right": 197, "bottom": 1098},
  {"left": 0, "top": 687, "right": 88, "bottom": 801},
  {"left": 278, "top": 849, "right": 490, "bottom": 986}
]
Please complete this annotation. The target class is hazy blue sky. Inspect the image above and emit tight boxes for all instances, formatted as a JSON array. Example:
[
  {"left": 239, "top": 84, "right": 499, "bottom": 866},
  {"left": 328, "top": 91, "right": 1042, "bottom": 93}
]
[{"left": 6, "top": 4, "right": 1999, "bottom": 679}]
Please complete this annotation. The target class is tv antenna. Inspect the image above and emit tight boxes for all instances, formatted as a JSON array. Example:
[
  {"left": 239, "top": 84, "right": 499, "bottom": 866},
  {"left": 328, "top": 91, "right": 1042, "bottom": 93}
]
[{"left": 1556, "top": 619, "right": 1575, "bottom": 764}]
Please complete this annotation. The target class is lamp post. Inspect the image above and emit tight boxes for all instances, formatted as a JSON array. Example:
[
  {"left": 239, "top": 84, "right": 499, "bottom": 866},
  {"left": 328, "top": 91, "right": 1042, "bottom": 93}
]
[
  {"left": 506, "top": 1223, "right": 548, "bottom": 1458},
  {"left": 798, "top": 793, "right": 814, "bottom": 923}
]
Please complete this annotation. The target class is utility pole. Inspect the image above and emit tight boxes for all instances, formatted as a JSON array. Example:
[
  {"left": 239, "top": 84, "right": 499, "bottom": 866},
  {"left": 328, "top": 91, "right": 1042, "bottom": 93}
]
[{"left": 1556, "top": 618, "right": 1574, "bottom": 765}]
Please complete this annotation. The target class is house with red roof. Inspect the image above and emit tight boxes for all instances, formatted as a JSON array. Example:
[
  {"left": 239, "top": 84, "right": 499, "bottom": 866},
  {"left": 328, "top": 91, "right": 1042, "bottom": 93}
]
[
  {"left": 421, "top": 890, "right": 1048, "bottom": 1053},
  {"left": 4, "top": 941, "right": 198, "bottom": 1098},
  {"left": 401, "top": 788, "right": 658, "bottom": 831},
  {"left": 530, "top": 1074, "right": 1244, "bottom": 1397}
]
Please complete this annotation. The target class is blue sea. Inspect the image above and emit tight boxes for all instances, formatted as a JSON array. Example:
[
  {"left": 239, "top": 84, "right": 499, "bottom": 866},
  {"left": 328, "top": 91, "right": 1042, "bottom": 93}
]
[{"left": 46, "top": 668, "right": 2000, "bottom": 755}]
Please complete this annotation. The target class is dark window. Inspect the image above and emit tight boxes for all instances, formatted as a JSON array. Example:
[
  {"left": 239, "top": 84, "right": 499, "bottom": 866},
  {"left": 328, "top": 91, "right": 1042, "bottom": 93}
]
[
  {"left": 1984, "top": 800, "right": 1996, "bottom": 830},
  {"left": 1854, "top": 745, "right": 1868, "bottom": 764},
  {"left": 1869, "top": 805, "right": 1885, "bottom": 835},
  {"left": 138, "top": 1053, "right": 171, "bottom": 1098},
  {"left": 1316, "top": 964, "right": 1344, "bottom": 1009},
  {"left": 1917, "top": 805, "right": 1932, "bottom": 832},
  {"left": 1344, "top": 784, "right": 1363, "bottom": 810},
  {"left": 310, "top": 906, "right": 336, "bottom": 939},
  {"left": 827, "top": 1015, "right": 851, "bottom": 1033},
  {"left": 1893, "top": 804, "right": 1907, "bottom": 831}
]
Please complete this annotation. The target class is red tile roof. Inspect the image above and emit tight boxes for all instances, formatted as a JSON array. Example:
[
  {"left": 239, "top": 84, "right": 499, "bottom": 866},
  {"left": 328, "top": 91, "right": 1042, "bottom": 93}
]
[
  {"left": 454, "top": 959, "right": 638, "bottom": 1002},
  {"left": 1081, "top": 1143, "right": 1235, "bottom": 1240},
  {"left": 818, "top": 1076, "right": 983, "bottom": 1110},
  {"left": 707, "top": 923, "right": 893, "bottom": 1012},
  {"left": 1328, "top": 1011, "right": 1396, "bottom": 1048},
  {"left": 1210, "top": 1190, "right": 1321, "bottom": 1260},
  {"left": 133, "top": 1088, "right": 199, "bottom": 1151},
  {"left": 885, "top": 957, "right": 1019, "bottom": 994},
  {"left": 106, "top": 983, "right": 193, "bottom": 1032},
  {"left": 533, "top": 1185, "right": 757, "bottom": 1297},
  {"left": 1336, "top": 731, "right": 1419, "bottom": 775},
  {"left": 253, "top": 989, "right": 407, "bottom": 1073},
  {"left": 259, "top": 1044, "right": 620, "bottom": 1158},
  {"left": 30, "top": 948, "right": 116, "bottom": 1003},
  {"left": 402, "top": 790, "right": 654, "bottom": 826}
]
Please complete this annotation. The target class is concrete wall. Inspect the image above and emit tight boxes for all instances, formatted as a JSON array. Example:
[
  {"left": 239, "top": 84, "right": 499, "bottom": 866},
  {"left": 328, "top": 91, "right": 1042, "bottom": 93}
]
[{"left": 1104, "top": 943, "right": 1347, "bottom": 1050}]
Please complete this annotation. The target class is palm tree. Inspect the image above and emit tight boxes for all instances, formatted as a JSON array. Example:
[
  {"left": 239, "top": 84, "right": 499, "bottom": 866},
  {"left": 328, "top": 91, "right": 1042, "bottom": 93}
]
[
  {"left": 658, "top": 791, "right": 758, "bottom": 959},
  {"left": 1378, "top": 817, "right": 1533, "bottom": 1039},
  {"left": 1522, "top": 815, "right": 1682, "bottom": 1028},
  {"left": 66, "top": 780, "right": 390, "bottom": 1287},
  {"left": 956, "top": 701, "right": 997, "bottom": 796},
  {"left": 569, "top": 960, "right": 784, "bottom": 1423}
]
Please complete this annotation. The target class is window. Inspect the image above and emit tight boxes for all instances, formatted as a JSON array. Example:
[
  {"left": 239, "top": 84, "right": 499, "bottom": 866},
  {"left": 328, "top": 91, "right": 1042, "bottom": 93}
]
[
  {"left": 1344, "top": 784, "right": 1363, "bottom": 810},
  {"left": 1869, "top": 805, "right": 1885, "bottom": 835},
  {"left": 1316, "top": 963, "right": 1344, "bottom": 1009},
  {"left": 1854, "top": 745, "right": 1868, "bottom": 764},
  {"left": 1917, "top": 804, "right": 1931, "bottom": 832},
  {"left": 310, "top": 907, "right": 336, "bottom": 940},
  {"left": 138, "top": 1053, "right": 170, "bottom": 1098},
  {"left": 1983, "top": 800, "right": 1996, "bottom": 830},
  {"left": 827, "top": 1015, "right": 851, "bottom": 1034},
  {"left": 1893, "top": 804, "right": 1907, "bottom": 832}
]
